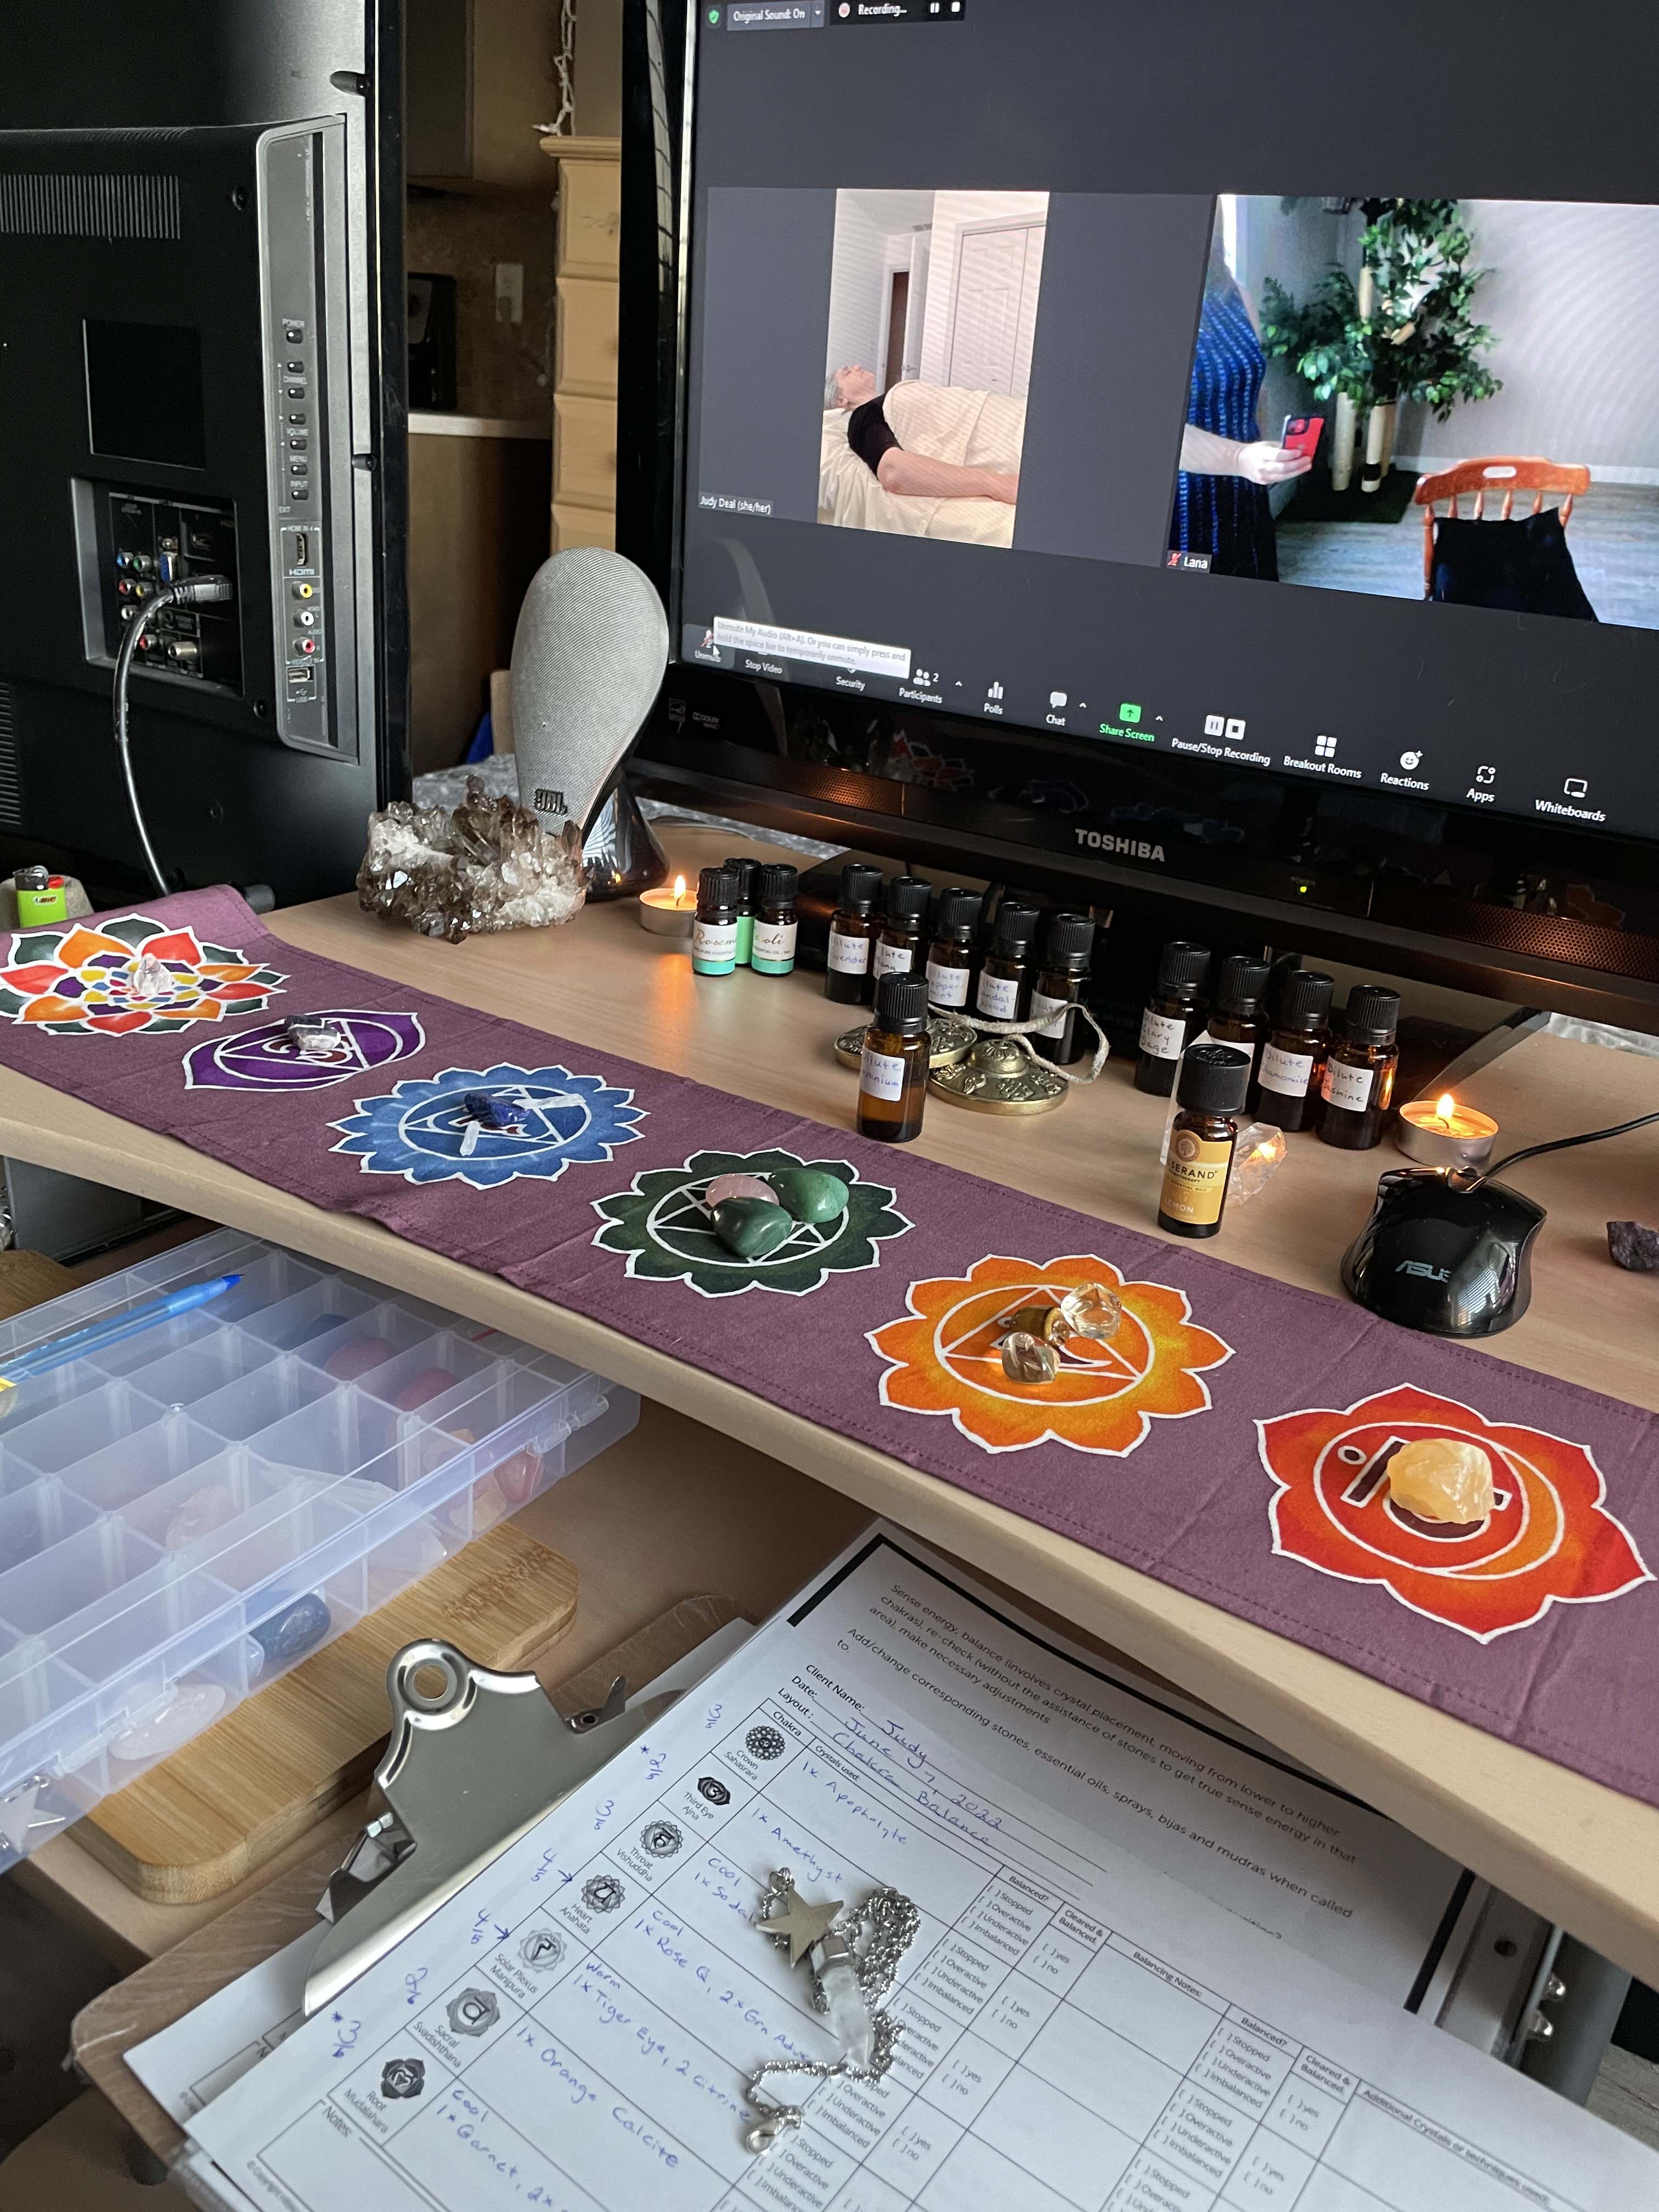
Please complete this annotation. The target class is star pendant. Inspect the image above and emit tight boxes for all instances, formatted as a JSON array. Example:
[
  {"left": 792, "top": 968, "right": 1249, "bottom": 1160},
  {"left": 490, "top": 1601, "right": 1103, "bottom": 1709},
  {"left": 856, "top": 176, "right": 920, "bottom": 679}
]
[{"left": 763, "top": 1878, "right": 844, "bottom": 1966}]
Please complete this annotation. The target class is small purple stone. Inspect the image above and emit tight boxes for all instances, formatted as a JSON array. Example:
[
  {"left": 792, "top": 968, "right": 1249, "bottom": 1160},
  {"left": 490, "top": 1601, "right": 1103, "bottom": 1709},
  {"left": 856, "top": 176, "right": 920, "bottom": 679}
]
[{"left": 1607, "top": 1220, "right": 1659, "bottom": 1272}]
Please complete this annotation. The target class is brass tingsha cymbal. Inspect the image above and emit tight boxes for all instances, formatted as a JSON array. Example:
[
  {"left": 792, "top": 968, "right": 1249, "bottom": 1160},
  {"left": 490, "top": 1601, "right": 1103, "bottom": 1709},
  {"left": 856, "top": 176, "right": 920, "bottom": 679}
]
[
  {"left": 929, "top": 1035, "right": 1068, "bottom": 1115},
  {"left": 834, "top": 1015, "right": 975, "bottom": 1071}
]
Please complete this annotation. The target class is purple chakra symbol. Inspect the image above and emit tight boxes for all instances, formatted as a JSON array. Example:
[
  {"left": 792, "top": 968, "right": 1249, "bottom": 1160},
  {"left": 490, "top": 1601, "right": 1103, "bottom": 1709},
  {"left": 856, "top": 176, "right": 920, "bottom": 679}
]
[{"left": 184, "top": 1009, "right": 427, "bottom": 1092}]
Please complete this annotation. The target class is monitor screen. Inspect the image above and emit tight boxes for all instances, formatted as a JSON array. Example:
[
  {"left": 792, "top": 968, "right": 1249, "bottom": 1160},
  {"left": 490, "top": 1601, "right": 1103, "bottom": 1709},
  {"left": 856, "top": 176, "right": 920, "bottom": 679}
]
[{"left": 676, "top": 0, "right": 1659, "bottom": 847}]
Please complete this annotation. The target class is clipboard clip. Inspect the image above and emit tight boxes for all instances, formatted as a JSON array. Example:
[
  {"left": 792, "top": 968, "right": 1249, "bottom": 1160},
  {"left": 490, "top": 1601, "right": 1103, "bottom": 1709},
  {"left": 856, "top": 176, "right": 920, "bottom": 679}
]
[{"left": 303, "top": 1638, "right": 673, "bottom": 2018}]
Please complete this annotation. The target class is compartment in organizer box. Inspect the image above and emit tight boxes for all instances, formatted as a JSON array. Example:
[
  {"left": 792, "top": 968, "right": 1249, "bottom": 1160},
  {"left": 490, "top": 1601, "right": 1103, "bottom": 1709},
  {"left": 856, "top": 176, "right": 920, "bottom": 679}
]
[{"left": 0, "top": 1228, "right": 636, "bottom": 1867}]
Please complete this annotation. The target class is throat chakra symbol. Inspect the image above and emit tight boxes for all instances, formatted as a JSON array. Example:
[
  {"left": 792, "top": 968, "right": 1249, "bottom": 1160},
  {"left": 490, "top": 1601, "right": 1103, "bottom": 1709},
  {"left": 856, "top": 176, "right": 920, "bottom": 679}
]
[
  {"left": 0, "top": 915, "right": 284, "bottom": 1035},
  {"left": 185, "top": 1010, "right": 426, "bottom": 1091},
  {"left": 591, "top": 1147, "right": 910, "bottom": 1296},
  {"left": 331, "top": 1062, "right": 643, "bottom": 1189}
]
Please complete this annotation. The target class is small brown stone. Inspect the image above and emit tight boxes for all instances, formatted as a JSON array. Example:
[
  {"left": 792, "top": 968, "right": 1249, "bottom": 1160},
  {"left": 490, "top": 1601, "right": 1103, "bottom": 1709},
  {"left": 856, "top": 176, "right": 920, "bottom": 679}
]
[{"left": 1000, "top": 1332, "right": 1060, "bottom": 1386}]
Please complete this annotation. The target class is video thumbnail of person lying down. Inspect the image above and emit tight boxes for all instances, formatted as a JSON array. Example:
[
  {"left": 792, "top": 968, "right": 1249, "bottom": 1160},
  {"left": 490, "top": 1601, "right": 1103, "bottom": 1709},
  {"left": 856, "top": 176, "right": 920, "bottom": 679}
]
[{"left": 821, "top": 368, "right": 1024, "bottom": 547}]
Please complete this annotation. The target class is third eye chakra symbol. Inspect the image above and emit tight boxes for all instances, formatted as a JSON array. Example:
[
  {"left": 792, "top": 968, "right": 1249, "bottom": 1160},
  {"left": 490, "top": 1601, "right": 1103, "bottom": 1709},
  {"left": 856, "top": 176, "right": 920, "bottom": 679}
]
[
  {"left": 583, "top": 1872, "right": 626, "bottom": 1914},
  {"left": 697, "top": 1776, "right": 731, "bottom": 1805},
  {"left": 640, "top": 1818, "right": 684, "bottom": 1859},
  {"left": 745, "top": 1725, "right": 787, "bottom": 1762},
  {"left": 445, "top": 1988, "right": 500, "bottom": 2038}
]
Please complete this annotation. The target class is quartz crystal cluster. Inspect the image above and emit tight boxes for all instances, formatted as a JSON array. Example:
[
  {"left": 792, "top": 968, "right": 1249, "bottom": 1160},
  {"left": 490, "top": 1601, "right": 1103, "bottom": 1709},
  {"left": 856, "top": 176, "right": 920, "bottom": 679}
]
[{"left": 357, "top": 776, "right": 586, "bottom": 944}]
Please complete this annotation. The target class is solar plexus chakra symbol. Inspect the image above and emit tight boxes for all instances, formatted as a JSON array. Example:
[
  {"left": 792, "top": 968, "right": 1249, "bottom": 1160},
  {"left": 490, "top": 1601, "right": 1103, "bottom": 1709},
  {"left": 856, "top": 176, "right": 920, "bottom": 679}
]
[
  {"left": 1260, "top": 1384, "right": 1652, "bottom": 1641},
  {"left": 0, "top": 916, "right": 284, "bottom": 1035},
  {"left": 185, "top": 1010, "right": 426, "bottom": 1091},
  {"left": 331, "top": 1062, "right": 642, "bottom": 1189},
  {"left": 591, "top": 1148, "right": 910, "bottom": 1296},
  {"left": 868, "top": 1253, "right": 1232, "bottom": 1456}
]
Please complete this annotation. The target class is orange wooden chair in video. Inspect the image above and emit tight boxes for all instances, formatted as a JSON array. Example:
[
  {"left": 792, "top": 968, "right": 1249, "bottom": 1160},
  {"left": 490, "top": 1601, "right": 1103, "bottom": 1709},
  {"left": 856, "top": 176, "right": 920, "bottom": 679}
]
[{"left": 1415, "top": 458, "right": 1592, "bottom": 592}]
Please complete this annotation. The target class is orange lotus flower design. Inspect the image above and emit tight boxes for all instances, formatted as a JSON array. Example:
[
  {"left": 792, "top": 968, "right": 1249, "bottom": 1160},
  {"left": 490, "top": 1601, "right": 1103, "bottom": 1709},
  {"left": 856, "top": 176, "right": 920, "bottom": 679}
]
[
  {"left": 1260, "top": 1384, "right": 1651, "bottom": 1641},
  {"left": 868, "top": 1252, "right": 1232, "bottom": 1456},
  {"left": 0, "top": 915, "right": 283, "bottom": 1036}
]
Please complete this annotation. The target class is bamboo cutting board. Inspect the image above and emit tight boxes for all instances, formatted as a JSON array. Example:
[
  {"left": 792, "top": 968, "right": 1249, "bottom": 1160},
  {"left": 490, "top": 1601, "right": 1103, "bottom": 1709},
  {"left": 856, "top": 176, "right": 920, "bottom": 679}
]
[{"left": 73, "top": 1523, "right": 578, "bottom": 1905}]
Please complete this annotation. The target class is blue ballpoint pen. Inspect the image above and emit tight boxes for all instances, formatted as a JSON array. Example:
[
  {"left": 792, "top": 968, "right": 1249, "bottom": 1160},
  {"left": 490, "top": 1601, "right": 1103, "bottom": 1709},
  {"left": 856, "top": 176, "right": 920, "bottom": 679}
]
[{"left": 0, "top": 1274, "right": 241, "bottom": 1391}]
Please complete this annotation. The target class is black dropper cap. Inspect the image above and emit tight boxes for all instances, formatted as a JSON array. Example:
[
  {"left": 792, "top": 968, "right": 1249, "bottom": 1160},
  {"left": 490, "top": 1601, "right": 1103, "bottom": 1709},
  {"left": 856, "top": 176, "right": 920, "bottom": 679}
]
[
  {"left": 873, "top": 972, "right": 930, "bottom": 1036},
  {"left": 1342, "top": 985, "right": 1401, "bottom": 1044},
  {"left": 1176, "top": 1042, "right": 1251, "bottom": 1114},
  {"left": 838, "top": 863, "right": 885, "bottom": 913},
  {"left": 1156, "top": 940, "right": 1211, "bottom": 993},
  {"left": 1215, "top": 955, "right": 1270, "bottom": 1016},
  {"left": 1278, "top": 970, "right": 1334, "bottom": 1028},
  {"left": 932, "top": 888, "right": 983, "bottom": 940},
  {"left": 885, "top": 874, "right": 931, "bottom": 923},
  {"left": 722, "top": 857, "right": 756, "bottom": 904},
  {"left": 697, "top": 865, "right": 740, "bottom": 910},
  {"left": 992, "top": 903, "right": 1041, "bottom": 955},
  {"left": 753, "top": 862, "right": 798, "bottom": 907},
  {"left": 1044, "top": 912, "right": 1096, "bottom": 964}
]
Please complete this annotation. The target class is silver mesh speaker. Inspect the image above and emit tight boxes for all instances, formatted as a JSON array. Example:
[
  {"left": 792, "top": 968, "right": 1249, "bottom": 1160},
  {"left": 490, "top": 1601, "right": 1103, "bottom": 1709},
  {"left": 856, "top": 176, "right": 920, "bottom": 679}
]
[{"left": 509, "top": 548, "right": 670, "bottom": 834}]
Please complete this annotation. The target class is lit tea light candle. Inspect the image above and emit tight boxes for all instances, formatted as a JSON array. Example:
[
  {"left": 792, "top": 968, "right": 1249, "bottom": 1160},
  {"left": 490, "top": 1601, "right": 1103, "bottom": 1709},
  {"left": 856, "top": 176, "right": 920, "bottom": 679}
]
[
  {"left": 1395, "top": 1090, "right": 1498, "bottom": 1169},
  {"left": 639, "top": 873, "right": 697, "bottom": 938}
]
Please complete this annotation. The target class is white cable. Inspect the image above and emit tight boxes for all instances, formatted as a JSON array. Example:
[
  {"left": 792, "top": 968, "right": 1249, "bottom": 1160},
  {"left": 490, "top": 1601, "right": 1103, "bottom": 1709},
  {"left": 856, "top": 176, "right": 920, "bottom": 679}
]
[{"left": 111, "top": 577, "right": 232, "bottom": 898}]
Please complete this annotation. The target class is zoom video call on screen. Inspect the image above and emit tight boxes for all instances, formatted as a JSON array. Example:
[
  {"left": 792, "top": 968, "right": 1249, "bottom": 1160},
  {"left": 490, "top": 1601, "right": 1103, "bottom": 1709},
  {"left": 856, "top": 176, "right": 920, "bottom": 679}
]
[{"left": 681, "top": 0, "right": 1659, "bottom": 839}]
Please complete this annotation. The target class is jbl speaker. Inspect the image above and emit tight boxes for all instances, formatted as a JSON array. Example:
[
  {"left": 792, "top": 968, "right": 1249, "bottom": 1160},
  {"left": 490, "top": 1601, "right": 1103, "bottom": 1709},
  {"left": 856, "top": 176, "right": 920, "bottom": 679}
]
[{"left": 509, "top": 548, "right": 670, "bottom": 838}]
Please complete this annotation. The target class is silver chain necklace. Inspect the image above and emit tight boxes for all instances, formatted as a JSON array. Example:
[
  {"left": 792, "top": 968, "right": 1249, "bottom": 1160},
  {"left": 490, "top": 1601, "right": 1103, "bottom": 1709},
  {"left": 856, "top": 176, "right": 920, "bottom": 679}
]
[{"left": 742, "top": 1865, "right": 920, "bottom": 2154}]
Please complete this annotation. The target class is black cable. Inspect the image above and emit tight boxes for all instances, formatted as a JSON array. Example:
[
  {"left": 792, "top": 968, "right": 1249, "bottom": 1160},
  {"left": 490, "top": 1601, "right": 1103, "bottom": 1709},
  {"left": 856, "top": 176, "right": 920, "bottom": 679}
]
[
  {"left": 1465, "top": 1107, "right": 1659, "bottom": 1190},
  {"left": 112, "top": 576, "right": 233, "bottom": 896}
]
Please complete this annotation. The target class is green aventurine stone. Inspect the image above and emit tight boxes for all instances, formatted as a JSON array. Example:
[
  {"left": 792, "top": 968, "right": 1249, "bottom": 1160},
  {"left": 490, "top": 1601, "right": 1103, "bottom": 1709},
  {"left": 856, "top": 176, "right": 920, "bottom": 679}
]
[
  {"left": 711, "top": 1196, "right": 795, "bottom": 1260},
  {"left": 767, "top": 1169, "right": 851, "bottom": 1224}
]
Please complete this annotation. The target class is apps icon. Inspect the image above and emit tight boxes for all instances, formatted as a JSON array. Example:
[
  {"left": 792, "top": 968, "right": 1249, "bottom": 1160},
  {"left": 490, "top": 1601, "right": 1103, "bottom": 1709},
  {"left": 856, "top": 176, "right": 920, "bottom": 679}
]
[
  {"left": 1119, "top": 702, "right": 1142, "bottom": 725},
  {"left": 1224, "top": 718, "right": 1246, "bottom": 741},
  {"left": 1314, "top": 734, "right": 1337, "bottom": 759},
  {"left": 1565, "top": 776, "right": 1589, "bottom": 798},
  {"left": 1476, "top": 765, "right": 1496, "bottom": 785},
  {"left": 1049, "top": 690, "right": 1068, "bottom": 710},
  {"left": 1204, "top": 713, "right": 1225, "bottom": 737},
  {"left": 1400, "top": 750, "right": 1423, "bottom": 770}
]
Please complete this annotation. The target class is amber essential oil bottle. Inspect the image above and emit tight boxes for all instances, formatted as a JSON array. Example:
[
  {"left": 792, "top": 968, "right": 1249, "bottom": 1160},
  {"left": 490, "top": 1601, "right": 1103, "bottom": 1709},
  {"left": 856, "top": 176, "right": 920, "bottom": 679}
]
[
  {"left": 857, "top": 972, "right": 931, "bottom": 1143},
  {"left": 974, "top": 904, "right": 1041, "bottom": 1023},
  {"left": 1250, "top": 970, "right": 1334, "bottom": 1131},
  {"left": 721, "top": 857, "right": 757, "bottom": 966},
  {"left": 691, "top": 867, "right": 741, "bottom": 978},
  {"left": 1134, "top": 940, "right": 1211, "bottom": 1096},
  {"left": 873, "top": 875, "right": 932, "bottom": 982},
  {"left": 825, "top": 863, "right": 885, "bottom": 1006},
  {"left": 1318, "top": 985, "right": 1401, "bottom": 1150},
  {"left": 749, "top": 864, "right": 799, "bottom": 976},
  {"left": 1157, "top": 1044, "right": 1251, "bottom": 1238},
  {"left": 1209, "top": 955, "right": 1269, "bottom": 1069},
  {"left": 1030, "top": 912, "right": 1096, "bottom": 1066},
  {"left": 924, "top": 888, "right": 983, "bottom": 1013}
]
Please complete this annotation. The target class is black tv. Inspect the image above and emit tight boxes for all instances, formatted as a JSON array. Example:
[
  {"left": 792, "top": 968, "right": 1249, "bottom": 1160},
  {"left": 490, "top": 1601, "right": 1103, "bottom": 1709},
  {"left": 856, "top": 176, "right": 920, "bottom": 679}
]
[{"left": 619, "top": 0, "right": 1659, "bottom": 1031}]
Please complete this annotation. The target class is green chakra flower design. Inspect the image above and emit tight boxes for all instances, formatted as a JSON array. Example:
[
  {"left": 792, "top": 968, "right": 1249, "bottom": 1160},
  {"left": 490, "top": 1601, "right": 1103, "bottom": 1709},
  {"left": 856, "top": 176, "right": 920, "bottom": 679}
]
[{"left": 591, "top": 1147, "right": 911, "bottom": 1297}]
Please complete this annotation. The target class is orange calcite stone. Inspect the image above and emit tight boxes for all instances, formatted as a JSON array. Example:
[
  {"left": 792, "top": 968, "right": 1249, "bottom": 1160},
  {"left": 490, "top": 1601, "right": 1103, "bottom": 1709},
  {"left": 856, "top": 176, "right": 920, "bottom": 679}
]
[{"left": 1387, "top": 1436, "right": 1496, "bottom": 1525}]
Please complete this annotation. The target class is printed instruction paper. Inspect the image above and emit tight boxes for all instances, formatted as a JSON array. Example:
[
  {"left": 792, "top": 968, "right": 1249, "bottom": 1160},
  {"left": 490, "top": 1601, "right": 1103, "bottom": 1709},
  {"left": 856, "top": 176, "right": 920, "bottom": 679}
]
[{"left": 188, "top": 1526, "right": 1658, "bottom": 2209}]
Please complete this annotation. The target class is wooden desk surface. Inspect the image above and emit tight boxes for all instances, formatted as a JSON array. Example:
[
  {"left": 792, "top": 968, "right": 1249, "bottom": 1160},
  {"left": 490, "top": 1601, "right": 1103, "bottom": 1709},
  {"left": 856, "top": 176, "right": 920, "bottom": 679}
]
[{"left": 4, "top": 824, "right": 1659, "bottom": 1981}]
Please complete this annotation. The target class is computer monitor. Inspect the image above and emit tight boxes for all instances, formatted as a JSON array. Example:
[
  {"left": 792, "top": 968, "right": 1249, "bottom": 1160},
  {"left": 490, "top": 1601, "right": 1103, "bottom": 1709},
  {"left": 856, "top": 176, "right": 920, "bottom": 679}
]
[{"left": 620, "top": 0, "right": 1659, "bottom": 1029}]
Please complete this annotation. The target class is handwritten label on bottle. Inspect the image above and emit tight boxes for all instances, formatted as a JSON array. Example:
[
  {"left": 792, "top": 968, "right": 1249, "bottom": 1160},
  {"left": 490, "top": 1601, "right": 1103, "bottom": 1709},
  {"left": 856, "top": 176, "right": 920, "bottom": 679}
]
[
  {"left": 927, "top": 957, "right": 969, "bottom": 1008},
  {"left": 1030, "top": 989, "right": 1070, "bottom": 1041},
  {"left": 976, "top": 972, "right": 1022, "bottom": 1020},
  {"left": 1258, "top": 1043, "right": 1316, "bottom": 1098},
  {"left": 873, "top": 938, "right": 915, "bottom": 980},
  {"left": 859, "top": 1046, "right": 907, "bottom": 1103},
  {"left": 828, "top": 927, "right": 871, "bottom": 975},
  {"left": 1321, "top": 1058, "right": 1375, "bottom": 1113},
  {"left": 1139, "top": 1008, "right": 1187, "bottom": 1060}
]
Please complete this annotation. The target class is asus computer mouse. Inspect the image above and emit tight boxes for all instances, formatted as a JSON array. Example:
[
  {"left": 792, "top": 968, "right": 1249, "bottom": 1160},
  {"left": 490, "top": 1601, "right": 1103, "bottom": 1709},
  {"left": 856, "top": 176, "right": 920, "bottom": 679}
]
[{"left": 1341, "top": 1168, "right": 1547, "bottom": 1338}]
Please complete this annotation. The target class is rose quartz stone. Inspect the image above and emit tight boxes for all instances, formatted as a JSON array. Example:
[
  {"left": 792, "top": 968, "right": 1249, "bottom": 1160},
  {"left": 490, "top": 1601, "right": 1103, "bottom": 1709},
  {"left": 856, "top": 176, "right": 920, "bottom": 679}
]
[
  {"left": 395, "top": 1365, "right": 460, "bottom": 1412},
  {"left": 702, "top": 1173, "right": 779, "bottom": 1209},
  {"left": 322, "top": 1336, "right": 396, "bottom": 1381}
]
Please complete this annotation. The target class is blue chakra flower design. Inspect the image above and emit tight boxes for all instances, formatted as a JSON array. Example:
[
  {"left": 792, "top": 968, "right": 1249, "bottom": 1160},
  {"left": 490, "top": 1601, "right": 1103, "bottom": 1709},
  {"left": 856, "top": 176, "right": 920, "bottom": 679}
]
[{"left": 330, "top": 1062, "right": 643, "bottom": 1189}]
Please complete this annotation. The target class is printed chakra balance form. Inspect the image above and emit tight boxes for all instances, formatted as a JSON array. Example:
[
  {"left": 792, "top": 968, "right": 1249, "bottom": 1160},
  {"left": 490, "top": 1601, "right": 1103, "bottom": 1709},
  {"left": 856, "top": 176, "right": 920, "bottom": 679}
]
[
  {"left": 868, "top": 1252, "right": 1231, "bottom": 1455},
  {"left": 1260, "top": 1384, "right": 1652, "bottom": 1640},
  {"left": 592, "top": 1148, "right": 910, "bottom": 1295},
  {"left": 0, "top": 916, "right": 285, "bottom": 1036}
]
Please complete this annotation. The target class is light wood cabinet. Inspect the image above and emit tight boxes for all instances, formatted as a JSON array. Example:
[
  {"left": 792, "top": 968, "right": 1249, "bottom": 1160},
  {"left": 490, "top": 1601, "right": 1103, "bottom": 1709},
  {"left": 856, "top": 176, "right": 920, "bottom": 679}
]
[{"left": 544, "top": 138, "right": 622, "bottom": 550}]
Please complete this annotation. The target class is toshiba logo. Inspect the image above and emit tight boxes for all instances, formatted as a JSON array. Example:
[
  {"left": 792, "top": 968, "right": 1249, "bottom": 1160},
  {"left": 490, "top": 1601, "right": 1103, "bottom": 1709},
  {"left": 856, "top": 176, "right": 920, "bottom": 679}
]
[{"left": 1074, "top": 830, "right": 1166, "bottom": 863}]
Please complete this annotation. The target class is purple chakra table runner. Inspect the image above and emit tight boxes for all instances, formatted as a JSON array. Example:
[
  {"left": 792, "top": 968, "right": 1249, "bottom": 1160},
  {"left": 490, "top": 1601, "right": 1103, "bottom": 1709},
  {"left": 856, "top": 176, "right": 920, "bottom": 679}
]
[{"left": 2, "top": 890, "right": 1654, "bottom": 1805}]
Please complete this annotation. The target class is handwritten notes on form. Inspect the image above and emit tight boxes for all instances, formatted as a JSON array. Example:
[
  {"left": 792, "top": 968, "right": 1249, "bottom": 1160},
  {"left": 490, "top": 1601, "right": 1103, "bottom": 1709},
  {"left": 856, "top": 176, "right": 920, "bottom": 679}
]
[{"left": 187, "top": 1528, "right": 1658, "bottom": 2211}]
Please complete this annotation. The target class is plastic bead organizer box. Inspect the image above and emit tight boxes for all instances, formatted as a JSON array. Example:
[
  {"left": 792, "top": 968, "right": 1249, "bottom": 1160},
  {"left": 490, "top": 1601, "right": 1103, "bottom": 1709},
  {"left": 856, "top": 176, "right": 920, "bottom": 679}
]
[{"left": 0, "top": 888, "right": 1655, "bottom": 1820}]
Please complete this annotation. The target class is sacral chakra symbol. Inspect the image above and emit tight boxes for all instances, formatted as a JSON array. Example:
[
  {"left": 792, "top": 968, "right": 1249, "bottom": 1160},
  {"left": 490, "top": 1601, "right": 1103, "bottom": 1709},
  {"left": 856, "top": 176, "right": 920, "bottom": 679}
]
[
  {"left": 867, "top": 1252, "right": 1232, "bottom": 1455},
  {"left": 1260, "top": 1384, "right": 1651, "bottom": 1641}
]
